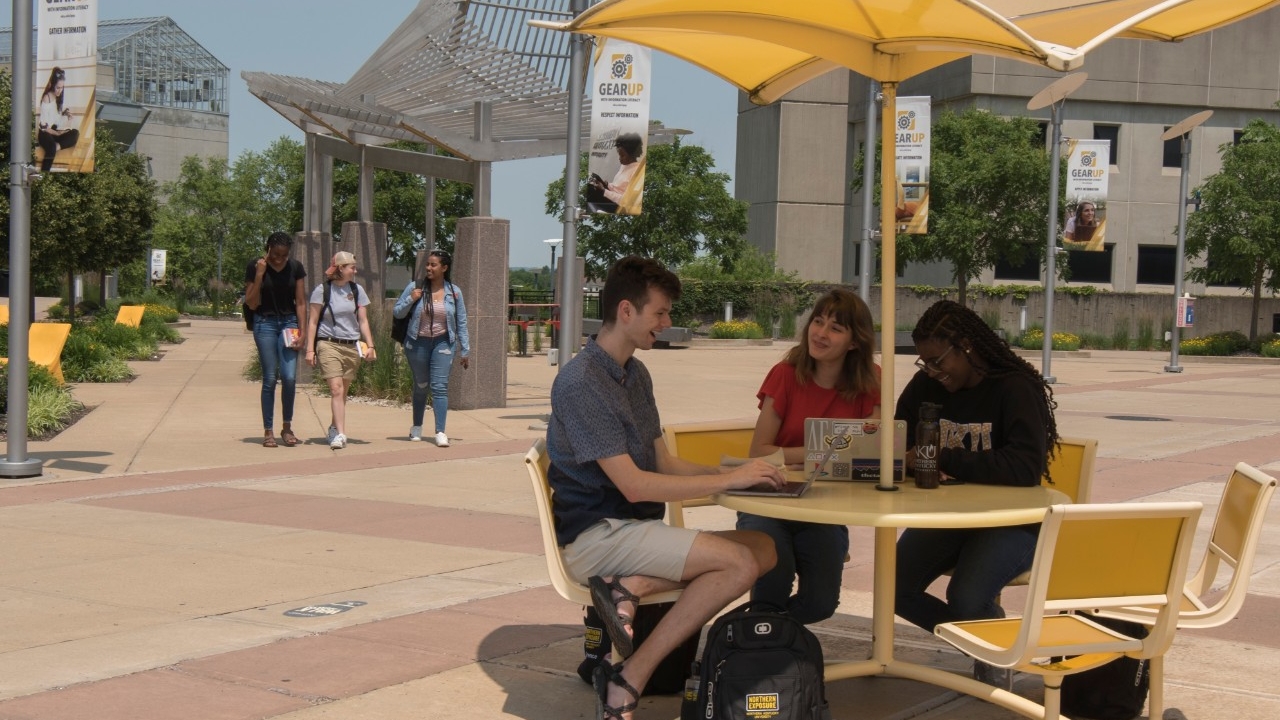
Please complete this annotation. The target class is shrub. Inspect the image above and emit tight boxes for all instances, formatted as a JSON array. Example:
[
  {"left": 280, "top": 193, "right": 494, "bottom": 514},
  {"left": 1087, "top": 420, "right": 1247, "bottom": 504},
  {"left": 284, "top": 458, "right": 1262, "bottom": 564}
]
[
  {"left": 0, "top": 363, "right": 80, "bottom": 437},
  {"left": 61, "top": 331, "right": 134, "bottom": 383},
  {"left": 330, "top": 301, "right": 414, "bottom": 404},
  {"left": 0, "top": 362, "right": 61, "bottom": 415},
  {"left": 1179, "top": 331, "right": 1249, "bottom": 356},
  {"left": 1253, "top": 333, "right": 1280, "bottom": 354},
  {"left": 1261, "top": 338, "right": 1280, "bottom": 358},
  {"left": 26, "top": 384, "right": 83, "bottom": 437},
  {"left": 1018, "top": 328, "right": 1081, "bottom": 351},
  {"left": 1078, "top": 333, "right": 1111, "bottom": 350},
  {"left": 1110, "top": 322, "right": 1131, "bottom": 351},
  {"left": 1136, "top": 316, "right": 1157, "bottom": 350},
  {"left": 710, "top": 320, "right": 766, "bottom": 339}
]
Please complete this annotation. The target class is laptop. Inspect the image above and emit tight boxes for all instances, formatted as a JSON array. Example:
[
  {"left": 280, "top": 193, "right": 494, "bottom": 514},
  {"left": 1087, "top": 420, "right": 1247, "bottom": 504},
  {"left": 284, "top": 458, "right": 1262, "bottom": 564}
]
[
  {"left": 803, "top": 418, "right": 908, "bottom": 482},
  {"left": 724, "top": 445, "right": 839, "bottom": 498}
]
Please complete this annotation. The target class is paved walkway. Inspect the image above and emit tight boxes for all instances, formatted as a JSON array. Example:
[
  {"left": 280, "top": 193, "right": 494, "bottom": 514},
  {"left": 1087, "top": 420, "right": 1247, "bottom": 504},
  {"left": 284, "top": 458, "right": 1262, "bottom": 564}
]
[{"left": 1, "top": 318, "right": 1278, "bottom": 719}]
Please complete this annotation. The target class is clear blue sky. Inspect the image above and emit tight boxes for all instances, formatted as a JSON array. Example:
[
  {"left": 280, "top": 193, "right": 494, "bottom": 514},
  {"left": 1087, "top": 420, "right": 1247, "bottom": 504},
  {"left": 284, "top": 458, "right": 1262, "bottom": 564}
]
[{"left": 61, "top": 0, "right": 741, "bottom": 268}]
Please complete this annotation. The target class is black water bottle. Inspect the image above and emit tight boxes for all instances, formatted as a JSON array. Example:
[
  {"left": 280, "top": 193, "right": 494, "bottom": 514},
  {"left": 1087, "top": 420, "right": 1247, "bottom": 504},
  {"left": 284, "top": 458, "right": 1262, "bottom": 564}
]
[{"left": 914, "top": 402, "right": 941, "bottom": 489}]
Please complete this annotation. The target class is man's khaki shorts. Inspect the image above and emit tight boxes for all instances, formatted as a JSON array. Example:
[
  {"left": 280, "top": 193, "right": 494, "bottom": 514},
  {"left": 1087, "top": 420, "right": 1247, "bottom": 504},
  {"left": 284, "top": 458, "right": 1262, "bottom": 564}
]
[{"left": 561, "top": 518, "right": 698, "bottom": 584}]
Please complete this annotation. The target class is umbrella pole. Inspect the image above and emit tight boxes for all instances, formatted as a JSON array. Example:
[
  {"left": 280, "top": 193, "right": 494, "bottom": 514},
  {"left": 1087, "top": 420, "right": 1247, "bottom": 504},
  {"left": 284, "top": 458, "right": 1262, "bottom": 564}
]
[{"left": 877, "top": 82, "right": 898, "bottom": 494}]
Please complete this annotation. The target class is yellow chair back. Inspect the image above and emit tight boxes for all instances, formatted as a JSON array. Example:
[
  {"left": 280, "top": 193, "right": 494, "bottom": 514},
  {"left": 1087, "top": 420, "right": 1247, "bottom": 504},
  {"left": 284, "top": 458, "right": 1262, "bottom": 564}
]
[
  {"left": 661, "top": 419, "right": 755, "bottom": 527},
  {"left": 115, "top": 305, "right": 146, "bottom": 328},
  {"left": 1044, "top": 436, "right": 1097, "bottom": 503}
]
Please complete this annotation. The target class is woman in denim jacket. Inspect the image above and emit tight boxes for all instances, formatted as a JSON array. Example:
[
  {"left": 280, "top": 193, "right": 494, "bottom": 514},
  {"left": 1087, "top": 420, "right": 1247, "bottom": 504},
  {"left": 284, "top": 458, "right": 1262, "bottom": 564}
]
[{"left": 393, "top": 250, "right": 470, "bottom": 447}]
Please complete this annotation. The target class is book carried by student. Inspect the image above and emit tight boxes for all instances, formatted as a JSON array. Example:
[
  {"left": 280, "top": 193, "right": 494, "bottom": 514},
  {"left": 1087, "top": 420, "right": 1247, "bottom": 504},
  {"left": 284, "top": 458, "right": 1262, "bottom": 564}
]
[
  {"left": 281, "top": 327, "right": 301, "bottom": 349},
  {"left": 357, "top": 340, "right": 371, "bottom": 358}
]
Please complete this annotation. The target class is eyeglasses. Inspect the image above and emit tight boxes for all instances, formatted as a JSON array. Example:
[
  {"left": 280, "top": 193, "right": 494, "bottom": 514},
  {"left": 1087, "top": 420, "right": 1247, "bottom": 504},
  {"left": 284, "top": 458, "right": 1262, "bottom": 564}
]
[{"left": 914, "top": 345, "right": 955, "bottom": 374}]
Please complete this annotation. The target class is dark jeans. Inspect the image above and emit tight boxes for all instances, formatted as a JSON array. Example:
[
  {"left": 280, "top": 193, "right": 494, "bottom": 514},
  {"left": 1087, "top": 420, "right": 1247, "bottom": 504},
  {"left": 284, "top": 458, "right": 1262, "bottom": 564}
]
[
  {"left": 736, "top": 513, "right": 848, "bottom": 624},
  {"left": 252, "top": 314, "right": 299, "bottom": 430},
  {"left": 38, "top": 128, "right": 79, "bottom": 172},
  {"left": 894, "top": 525, "right": 1038, "bottom": 632}
]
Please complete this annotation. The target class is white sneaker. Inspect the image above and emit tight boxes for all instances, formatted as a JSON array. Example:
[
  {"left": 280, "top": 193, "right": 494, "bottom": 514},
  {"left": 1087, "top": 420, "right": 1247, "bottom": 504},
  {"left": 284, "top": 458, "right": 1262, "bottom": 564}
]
[
  {"left": 330, "top": 432, "right": 347, "bottom": 449},
  {"left": 409, "top": 426, "right": 423, "bottom": 441},
  {"left": 435, "top": 432, "right": 449, "bottom": 447},
  {"left": 326, "top": 425, "right": 337, "bottom": 443}
]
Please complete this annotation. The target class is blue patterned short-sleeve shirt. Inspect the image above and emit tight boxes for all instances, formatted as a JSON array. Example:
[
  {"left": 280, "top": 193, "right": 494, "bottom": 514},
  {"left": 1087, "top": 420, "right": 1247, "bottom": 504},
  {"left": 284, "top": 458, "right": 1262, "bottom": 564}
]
[{"left": 547, "top": 338, "right": 664, "bottom": 545}]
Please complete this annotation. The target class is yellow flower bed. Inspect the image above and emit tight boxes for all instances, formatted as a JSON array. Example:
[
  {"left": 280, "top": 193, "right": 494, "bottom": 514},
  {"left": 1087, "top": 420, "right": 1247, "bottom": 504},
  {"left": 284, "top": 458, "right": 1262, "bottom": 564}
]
[
  {"left": 1019, "top": 329, "right": 1082, "bottom": 351},
  {"left": 710, "top": 320, "right": 766, "bottom": 339}
]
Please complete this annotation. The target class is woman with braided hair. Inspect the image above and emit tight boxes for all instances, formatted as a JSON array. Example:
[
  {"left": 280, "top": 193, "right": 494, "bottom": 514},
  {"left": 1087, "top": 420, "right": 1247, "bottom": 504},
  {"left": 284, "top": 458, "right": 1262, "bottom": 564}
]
[{"left": 893, "top": 299, "right": 1058, "bottom": 687}]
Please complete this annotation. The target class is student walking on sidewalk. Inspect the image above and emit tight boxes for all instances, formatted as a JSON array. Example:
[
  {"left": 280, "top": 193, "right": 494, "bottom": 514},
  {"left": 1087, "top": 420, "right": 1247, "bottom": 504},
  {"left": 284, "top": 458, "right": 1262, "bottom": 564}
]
[{"left": 304, "top": 252, "right": 376, "bottom": 450}]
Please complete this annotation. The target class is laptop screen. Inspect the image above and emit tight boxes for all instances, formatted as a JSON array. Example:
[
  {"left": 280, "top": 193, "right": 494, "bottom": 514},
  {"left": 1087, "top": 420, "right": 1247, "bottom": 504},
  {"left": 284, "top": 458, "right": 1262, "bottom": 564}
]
[{"left": 802, "top": 418, "right": 907, "bottom": 482}]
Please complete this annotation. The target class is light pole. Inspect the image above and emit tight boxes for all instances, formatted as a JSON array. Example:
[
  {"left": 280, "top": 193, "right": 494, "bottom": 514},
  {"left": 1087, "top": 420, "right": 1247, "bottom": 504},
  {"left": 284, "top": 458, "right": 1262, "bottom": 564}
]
[
  {"left": 1027, "top": 72, "right": 1087, "bottom": 385},
  {"left": 1162, "top": 110, "right": 1213, "bottom": 373},
  {"left": 545, "top": 238, "right": 562, "bottom": 299}
]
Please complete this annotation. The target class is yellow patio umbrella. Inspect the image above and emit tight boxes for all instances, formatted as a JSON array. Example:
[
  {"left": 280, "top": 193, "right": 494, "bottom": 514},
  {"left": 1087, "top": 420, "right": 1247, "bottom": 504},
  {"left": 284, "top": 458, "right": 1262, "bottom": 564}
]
[{"left": 534, "top": 0, "right": 1280, "bottom": 496}]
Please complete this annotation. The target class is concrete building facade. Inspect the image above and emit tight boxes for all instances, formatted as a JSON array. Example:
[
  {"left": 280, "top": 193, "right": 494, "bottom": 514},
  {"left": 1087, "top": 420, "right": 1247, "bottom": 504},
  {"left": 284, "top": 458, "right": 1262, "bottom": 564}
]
[{"left": 739, "top": 8, "right": 1280, "bottom": 298}]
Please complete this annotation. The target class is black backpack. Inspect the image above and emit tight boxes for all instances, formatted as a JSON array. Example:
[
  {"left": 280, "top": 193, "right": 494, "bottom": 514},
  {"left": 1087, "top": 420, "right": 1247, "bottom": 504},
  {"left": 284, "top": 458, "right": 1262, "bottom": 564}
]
[
  {"left": 1060, "top": 614, "right": 1150, "bottom": 720},
  {"left": 685, "top": 602, "right": 831, "bottom": 720}
]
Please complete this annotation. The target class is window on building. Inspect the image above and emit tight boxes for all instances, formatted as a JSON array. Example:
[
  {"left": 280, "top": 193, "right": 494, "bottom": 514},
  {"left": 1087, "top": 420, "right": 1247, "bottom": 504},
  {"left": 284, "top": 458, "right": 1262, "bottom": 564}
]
[
  {"left": 1035, "top": 122, "right": 1048, "bottom": 150},
  {"left": 995, "top": 251, "right": 1040, "bottom": 281},
  {"left": 1093, "top": 124, "right": 1120, "bottom": 165},
  {"left": 1162, "top": 130, "right": 1183, "bottom": 169},
  {"left": 1136, "top": 245, "right": 1177, "bottom": 285},
  {"left": 1233, "top": 129, "right": 1245, "bottom": 145},
  {"left": 1064, "top": 244, "right": 1114, "bottom": 284}
]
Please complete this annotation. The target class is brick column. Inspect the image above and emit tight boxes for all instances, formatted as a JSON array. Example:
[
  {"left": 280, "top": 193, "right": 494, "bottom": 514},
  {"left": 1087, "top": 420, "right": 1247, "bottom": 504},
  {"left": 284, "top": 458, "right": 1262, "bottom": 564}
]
[
  {"left": 340, "top": 221, "right": 388, "bottom": 301},
  {"left": 450, "top": 217, "right": 509, "bottom": 409}
]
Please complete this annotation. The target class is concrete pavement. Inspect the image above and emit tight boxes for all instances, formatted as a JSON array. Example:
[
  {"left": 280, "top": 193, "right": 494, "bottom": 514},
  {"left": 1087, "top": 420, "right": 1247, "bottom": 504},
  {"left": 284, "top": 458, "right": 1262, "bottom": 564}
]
[{"left": 1, "top": 318, "right": 1278, "bottom": 719}]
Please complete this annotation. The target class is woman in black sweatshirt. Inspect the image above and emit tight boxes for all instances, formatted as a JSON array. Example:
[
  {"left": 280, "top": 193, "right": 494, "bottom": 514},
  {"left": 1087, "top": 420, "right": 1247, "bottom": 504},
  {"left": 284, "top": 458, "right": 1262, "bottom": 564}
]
[{"left": 893, "top": 300, "right": 1059, "bottom": 683}]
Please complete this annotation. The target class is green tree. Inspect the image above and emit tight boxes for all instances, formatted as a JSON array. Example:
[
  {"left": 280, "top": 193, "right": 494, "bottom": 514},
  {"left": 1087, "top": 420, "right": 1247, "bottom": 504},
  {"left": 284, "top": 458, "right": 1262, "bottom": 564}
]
[
  {"left": 151, "top": 154, "right": 273, "bottom": 310},
  {"left": 854, "top": 109, "right": 1054, "bottom": 303},
  {"left": 899, "top": 110, "right": 1051, "bottom": 303},
  {"left": 544, "top": 137, "right": 748, "bottom": 279},
  {"left": 30, "top": 126, "right": 157, "bottom": 302},
  {"left": 1184, "top": 118, "right": 1280, "bottom": 341}
]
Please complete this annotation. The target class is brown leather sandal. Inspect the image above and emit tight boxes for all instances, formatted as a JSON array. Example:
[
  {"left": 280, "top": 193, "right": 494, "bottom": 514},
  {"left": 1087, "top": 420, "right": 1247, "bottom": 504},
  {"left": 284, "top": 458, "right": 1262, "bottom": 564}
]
[
  {"left": 593, "top": 661, "right": 640, "bottom": 720},
  {"left": 280, "top": 428, "right": 299, "bottom": 447},
  {"left": 263, "top": 433, "right": 278, "bottom": 448},
  {"left": 589, "top": 576, "right": 639, "bottom": 658}
]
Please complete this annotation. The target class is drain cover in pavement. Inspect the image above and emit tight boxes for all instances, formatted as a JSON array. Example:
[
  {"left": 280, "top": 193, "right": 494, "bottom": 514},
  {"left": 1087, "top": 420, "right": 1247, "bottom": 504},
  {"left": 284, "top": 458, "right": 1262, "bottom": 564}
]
[
  {"left": 284, "top": 601, "right": 366, "bottom": 617},
  {"left": 1105, "top": 415, "right": 1171, "bottom": 422}
]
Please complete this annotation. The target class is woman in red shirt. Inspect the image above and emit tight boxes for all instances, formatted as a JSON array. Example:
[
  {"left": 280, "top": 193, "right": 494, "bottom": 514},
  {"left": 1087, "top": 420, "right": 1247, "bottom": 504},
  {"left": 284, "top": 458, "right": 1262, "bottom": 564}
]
[{"left": 737, "top": 288, "right": 880, "bottom": 622}]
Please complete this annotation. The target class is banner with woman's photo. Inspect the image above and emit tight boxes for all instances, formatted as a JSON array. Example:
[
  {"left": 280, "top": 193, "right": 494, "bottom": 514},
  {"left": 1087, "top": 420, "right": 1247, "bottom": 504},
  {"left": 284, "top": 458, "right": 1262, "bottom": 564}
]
[
  {"left": 894, "top": 96, "right": 931, "bottom": 234},
  {"left": 586, "top": 39, "right": 651, "bottom": 215},
  {"left": 1063, "top": 139, "right": 1111, "bottom": 251},
  {"left": 35, "top": 0, "right": 98, "bottom": 174}
]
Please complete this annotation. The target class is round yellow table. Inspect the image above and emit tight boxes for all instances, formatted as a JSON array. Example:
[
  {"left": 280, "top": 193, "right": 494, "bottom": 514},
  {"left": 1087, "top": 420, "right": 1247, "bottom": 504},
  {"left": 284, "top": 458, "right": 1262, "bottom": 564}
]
[{"left": 716, "top": 481, "right": 1068, "bottom": 719}]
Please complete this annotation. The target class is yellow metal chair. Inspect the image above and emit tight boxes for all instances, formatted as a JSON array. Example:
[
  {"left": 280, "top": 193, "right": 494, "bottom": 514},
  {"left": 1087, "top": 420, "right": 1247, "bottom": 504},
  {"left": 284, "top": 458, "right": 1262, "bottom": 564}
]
[
  {"left": 0, "top": 322, "right": 72, "bottom": 383},
  {"left": 115, "top": 305, "right": 146, "bottom": 328},
  {"left": 523, "top": 439, "right": 681, "bottom": 607},
  {"left": 935, "top": 501, "right": 1202, "bottom": 720},
  {"left": 660, "top": 418, "right": 756, "bottom": 528},
  {"left": 1095, "top": 462, "right": 1276, "bottom": 718}
]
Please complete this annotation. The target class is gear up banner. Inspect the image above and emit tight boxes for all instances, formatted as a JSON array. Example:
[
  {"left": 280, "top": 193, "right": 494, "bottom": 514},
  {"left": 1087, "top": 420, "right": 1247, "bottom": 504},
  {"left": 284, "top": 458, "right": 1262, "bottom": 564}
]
[
  {"left": 894, "top": 96, "right": 930, "bottom": 234},
  {"left": 1063, "top": 139, "right": 1111, "bottom": 251},
  {"left": 585, "top": 39, "right": 651, "bottom": 215},
  {"left": 35, "top": 0, "right": 98, "bottom": 173}
]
